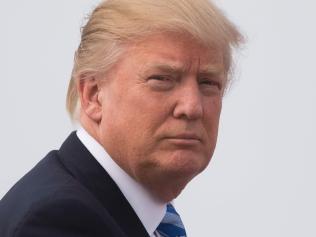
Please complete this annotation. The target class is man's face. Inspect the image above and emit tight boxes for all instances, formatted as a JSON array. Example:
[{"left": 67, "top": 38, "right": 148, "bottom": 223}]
[{"left": 97, "top": 33, "right": 226, "bottom": 201}]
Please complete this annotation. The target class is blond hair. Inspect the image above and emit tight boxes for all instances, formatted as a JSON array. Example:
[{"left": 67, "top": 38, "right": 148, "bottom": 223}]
[{"left": 66, "top": 0, "right": 243, "bottom": 119}]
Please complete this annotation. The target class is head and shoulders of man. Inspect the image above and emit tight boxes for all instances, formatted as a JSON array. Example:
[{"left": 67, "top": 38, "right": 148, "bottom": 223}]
[
  {"left": 0, "top": 1, "right": 243, "bottom": 236},
  {"left": 67, "top": 0, "right": 243, "bottom": 203}
]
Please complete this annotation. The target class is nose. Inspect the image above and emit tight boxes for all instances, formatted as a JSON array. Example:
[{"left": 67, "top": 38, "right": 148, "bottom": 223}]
[{"left": 172, "top": 82, "right": 203, "bottom": 120}]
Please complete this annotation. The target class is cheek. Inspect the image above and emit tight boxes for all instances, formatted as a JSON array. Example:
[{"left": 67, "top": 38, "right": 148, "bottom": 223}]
[
  {"left": 204, "top": 97, "right": 222, "bottom": 122},
  {"left": 203, "top": 99, "right": 222, "bottom": 143},
  {"left": 124, "top": 91, "right": 170, "bottom": 136},
  {"left": 107, "top": 95, "right": 167, "bottom": 155}
]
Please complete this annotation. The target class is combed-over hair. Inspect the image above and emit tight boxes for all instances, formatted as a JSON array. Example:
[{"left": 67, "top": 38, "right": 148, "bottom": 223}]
[{"left": 66, "top": 0, "right": 243, "bottom": 119}]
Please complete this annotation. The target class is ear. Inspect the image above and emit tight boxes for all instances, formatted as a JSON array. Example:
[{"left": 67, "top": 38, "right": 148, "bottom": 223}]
[{"left": 77, "top": 76, "right": 102, "bottom": 123}]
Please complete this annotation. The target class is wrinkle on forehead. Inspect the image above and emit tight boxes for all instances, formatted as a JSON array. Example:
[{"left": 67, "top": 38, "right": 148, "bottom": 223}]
[
  {"left": 140, "top": 60, "right": 225, "bottom": 77},
  {"left": 121, "top": 31, "right": 226, "bottom": 80}
]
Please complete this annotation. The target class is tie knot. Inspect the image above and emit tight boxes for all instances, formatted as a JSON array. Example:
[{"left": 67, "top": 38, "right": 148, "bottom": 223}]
[{"left": 156, "top": 203, "right": 187, "bottom": 237}]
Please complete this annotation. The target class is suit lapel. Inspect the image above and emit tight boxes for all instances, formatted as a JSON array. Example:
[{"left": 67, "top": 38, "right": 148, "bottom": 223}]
[{"left": 57, "top": 132, "right": 149, "bottom": 237}]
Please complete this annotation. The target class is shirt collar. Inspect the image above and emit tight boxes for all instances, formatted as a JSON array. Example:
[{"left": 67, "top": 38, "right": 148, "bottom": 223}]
[{"left": 76, "top": 127, "right": 166, "bottom": 236}]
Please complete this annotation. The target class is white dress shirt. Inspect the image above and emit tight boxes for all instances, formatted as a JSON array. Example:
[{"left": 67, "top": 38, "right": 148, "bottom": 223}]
[{"left": 76, "top": 127, "right": 166, "bottom": 237}]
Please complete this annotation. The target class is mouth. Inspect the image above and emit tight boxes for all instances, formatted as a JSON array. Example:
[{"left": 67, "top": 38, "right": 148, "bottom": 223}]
[{"left": 164, "top": 134, "right": 202, "bottom": 146}]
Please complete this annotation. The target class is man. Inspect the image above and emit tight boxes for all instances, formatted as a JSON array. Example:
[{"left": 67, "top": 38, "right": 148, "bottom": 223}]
[{"left": 0, "top": 0, "right": 243, "bottom": 236}]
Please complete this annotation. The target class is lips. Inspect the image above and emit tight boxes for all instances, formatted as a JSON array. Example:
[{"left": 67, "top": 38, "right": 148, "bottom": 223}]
[
  {"left": 170, "top": 133, "right": 201, "bottom": 140},
  {"left": 164, "top": 133, "right": 202, "bottom": 146}
]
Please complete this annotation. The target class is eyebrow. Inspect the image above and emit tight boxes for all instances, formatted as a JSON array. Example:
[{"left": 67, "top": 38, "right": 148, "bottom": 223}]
[
  {"left": 143, "top": 63, "right": 225, "bottom": 76},
  {"left": 199, "top": 64, "right": 226, "bottom": 75},
  {"left": 145, "top": 64, "right": 183, "bottom": 75}
]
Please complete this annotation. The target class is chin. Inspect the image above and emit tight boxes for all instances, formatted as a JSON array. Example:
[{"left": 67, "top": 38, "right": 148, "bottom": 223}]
[
  {"left": 166, "top": 150, "right": 210, "bottom": 176},
  {"left": 134, "top": 150, "right": 212, "bottom": 201}
]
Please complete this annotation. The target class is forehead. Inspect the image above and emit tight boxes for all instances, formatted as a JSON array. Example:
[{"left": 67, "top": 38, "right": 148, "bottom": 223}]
[{"left": 124, "top": 32, "right": 225, "bottom": 73}]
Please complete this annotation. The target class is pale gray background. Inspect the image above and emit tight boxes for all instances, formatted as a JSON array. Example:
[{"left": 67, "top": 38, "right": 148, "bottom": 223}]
[{"left": 1, "top": 0, "right": 316, "bottom": 236}]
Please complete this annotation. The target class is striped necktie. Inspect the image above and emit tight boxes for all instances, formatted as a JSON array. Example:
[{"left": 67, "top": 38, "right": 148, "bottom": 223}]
[{"left": 156, "top": 203, "right": 187, "bottom": 237}]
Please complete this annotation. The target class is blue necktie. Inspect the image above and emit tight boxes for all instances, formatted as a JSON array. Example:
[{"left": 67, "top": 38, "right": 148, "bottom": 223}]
[{"left": 156, "top": 203, "right": 187, "bottom": 237}]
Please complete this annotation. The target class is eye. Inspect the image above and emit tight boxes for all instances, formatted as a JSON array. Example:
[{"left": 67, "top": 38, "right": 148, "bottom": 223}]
[
  {"left": 147, "top": 75, "right": 174, "bottom": 90},
  {"left": 148, "top": 75, "right": 169, "bottom": 81},
  {"left": 199, "top": 79, "right": 222, "bottom": 90}
]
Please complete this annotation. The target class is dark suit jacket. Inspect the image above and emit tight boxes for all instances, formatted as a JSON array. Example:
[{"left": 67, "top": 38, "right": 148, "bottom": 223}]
[{"left": 0, "top": 132, "right": 149, "bottom": 237}]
